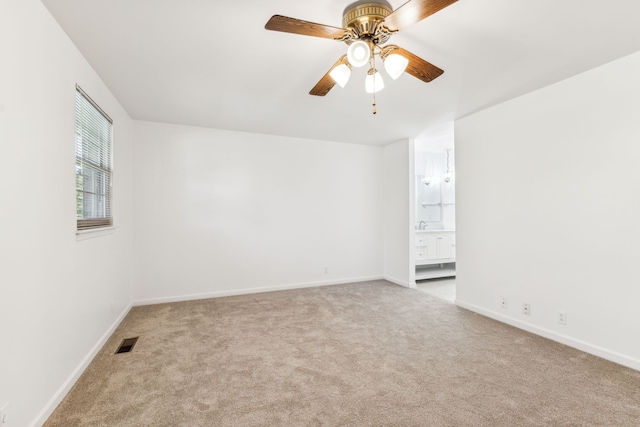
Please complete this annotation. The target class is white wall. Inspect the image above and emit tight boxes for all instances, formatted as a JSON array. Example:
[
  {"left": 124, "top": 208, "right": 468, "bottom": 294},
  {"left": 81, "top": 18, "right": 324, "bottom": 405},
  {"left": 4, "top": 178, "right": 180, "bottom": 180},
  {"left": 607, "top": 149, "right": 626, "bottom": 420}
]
[
  {"left": 0, "top": 1, "right": 134, "bottom": 426},
  {"left": 382, "top": 139, "right": 414, "bottom": 287},
  {"left": 455, "top": 51, "right": 640, "bottom": 370},
  {"left": 132, "top": 121, "right": 384, "bottom": 303}
]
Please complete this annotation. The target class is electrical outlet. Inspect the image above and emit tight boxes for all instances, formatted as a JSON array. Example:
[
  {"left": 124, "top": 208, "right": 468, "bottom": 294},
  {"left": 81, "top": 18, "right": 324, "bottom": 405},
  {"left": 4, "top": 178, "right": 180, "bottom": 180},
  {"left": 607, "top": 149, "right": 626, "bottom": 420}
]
[
  {"left": 500, "top": 297, "right": 508, "bottom": 309},
  {"left": 522, "top": 303, "right": 531, "bottom": 316},
  {"left": 0, "top": 401, "right": 9, "bottom": 424},
  {"left": 558, "top": 311, "right": 567, "bottom": 325},
  {"left": 323, "top": 267, "right": 328, "bottom": 274}
]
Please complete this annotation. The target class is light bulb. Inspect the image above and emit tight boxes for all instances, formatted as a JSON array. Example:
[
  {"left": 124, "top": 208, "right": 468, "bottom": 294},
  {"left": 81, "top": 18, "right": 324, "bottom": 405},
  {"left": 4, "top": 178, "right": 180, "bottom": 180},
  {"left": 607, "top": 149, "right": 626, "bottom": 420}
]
[
  {"left": 347, "top": 41, "right": 370, "bottom": 68},
  {"left": 365, "top": 69, "right": 384, "bottom": 93},
  {"left": 329, "top": 63, "right": 351, "bottom": 88},
  {"left": 384, "top": 53, "right": 409, "bottom": 80},
  {"left": 444, "top": 170, "right": 452, "bottom": 183}
]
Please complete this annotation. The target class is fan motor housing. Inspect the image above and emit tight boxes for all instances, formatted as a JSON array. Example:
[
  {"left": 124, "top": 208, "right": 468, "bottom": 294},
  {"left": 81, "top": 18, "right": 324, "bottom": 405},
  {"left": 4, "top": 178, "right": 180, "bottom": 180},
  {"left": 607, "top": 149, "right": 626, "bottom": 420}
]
[{"left": 342, "top": 2, "right": 392, "bottom": 38}]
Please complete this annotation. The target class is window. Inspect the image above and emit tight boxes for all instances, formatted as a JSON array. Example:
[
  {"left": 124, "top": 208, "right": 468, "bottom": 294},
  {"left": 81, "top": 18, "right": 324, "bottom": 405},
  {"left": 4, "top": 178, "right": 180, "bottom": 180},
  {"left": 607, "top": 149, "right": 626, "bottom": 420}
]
[{"left": 75, "top": 85, "right": 113, "bottom": 230}]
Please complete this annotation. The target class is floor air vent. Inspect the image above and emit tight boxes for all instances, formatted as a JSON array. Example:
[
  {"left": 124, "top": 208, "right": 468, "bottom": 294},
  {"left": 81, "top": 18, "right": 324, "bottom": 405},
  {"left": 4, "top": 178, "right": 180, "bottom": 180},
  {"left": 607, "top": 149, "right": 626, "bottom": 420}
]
[{"left": 115, "top": 337, "right": 139, "bottom": 354}]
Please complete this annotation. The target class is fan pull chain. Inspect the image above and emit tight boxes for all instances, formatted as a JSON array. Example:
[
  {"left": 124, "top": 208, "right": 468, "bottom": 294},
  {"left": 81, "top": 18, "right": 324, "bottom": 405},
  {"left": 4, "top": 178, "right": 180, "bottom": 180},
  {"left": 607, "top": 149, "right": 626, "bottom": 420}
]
[
  {"left": 372, "top": 68, "right": 377, "bottom": 114},
  {"left": 369, "top": 48, "right": 378, "bottom": 115}
]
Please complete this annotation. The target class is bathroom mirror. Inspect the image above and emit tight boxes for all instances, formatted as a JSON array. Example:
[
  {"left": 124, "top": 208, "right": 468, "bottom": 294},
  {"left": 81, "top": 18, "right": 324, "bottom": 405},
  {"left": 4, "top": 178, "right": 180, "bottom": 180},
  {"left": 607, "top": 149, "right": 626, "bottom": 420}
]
[
  {"left": 417, "top": 205, "right": 441, "bottom": 222},
  {"left": 416, "top": 175, "right": 442, "bottom": 222}
]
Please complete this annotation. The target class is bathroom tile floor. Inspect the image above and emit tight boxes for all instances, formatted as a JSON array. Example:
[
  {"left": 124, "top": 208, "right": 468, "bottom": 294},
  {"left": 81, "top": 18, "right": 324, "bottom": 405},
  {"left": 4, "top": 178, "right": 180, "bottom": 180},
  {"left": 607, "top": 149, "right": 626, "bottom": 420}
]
[{"left": 415, "top": 277, "right": 456, "bottom": 303}]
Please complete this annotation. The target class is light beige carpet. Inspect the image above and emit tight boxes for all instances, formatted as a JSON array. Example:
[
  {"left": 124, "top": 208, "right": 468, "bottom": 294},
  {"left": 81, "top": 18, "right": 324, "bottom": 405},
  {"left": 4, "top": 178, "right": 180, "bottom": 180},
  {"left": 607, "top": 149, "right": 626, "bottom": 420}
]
[{"left": 45, "top": 280, "right": 640, "bottom": 426}]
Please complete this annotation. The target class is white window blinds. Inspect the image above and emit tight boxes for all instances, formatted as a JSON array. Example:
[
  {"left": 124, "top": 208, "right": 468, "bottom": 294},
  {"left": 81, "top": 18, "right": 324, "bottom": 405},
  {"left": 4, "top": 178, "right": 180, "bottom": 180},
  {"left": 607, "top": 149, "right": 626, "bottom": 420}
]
[{"left": 75, "top": 85, "right": 113, "bottom": 229}]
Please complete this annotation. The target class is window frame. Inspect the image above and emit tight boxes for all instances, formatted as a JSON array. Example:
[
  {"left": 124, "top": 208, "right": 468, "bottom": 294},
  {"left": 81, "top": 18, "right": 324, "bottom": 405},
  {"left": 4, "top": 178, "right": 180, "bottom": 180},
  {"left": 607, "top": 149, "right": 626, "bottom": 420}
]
[{"left": 75, "top": 85, "right": 114, "bottom": 230}]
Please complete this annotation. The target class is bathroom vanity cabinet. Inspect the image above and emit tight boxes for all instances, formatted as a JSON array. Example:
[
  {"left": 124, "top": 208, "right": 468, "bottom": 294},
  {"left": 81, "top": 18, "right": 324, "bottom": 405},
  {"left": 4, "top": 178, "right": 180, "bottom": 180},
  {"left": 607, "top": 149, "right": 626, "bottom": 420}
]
[{"left": 415, "top": 230, "right": 456, "bottom": 280}]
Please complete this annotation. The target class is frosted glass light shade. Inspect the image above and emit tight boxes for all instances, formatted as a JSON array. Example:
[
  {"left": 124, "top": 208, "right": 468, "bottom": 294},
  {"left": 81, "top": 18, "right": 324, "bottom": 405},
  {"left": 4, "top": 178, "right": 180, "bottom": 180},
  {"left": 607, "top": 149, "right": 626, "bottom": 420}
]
[
  {"left": 384, "top": 53, "right": 409, "bottom": 80},
  {"left": 347, "top": 41, "right": 370, "bottom": 68},
  {"left": 365, "top": 70, "right": 384, "bottom": 93},
  {"left": 329, "top": 64, "right": 351, "bottom": 88}
]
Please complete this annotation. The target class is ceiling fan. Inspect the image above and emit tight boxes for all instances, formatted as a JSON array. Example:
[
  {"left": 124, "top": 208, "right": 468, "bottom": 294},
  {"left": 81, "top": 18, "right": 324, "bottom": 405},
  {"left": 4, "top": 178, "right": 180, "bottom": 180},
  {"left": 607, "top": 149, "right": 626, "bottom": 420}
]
[{"left": 265, "top": 0, "right": 458, "bottom": 111}]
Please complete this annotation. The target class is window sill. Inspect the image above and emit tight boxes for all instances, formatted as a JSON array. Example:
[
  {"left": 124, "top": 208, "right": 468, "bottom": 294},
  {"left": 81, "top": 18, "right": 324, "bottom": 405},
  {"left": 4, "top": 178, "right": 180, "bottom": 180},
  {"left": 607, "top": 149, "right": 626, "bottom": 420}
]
[{"left": 76, "top": 226, "right": 116, "bottom": 241}]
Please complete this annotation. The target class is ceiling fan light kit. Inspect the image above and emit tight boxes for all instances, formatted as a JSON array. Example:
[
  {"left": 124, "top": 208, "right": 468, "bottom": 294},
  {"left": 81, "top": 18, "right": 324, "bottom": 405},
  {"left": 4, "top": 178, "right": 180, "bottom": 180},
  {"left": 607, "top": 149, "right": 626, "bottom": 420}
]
[
  {"left": 346, "top": 40, "right": 371, "bottom": 68},
  {"left": 383, "top": 53, "right": 410, "bottom": 80},
  {"left": 265, "top": 0, "right": 457, "bottom": 113},
  {"left": 329, "top": 63, "right": 352, "bottom": 88},
  {"left": 365, "top": 68, "right": 385, "bottom": 94}
]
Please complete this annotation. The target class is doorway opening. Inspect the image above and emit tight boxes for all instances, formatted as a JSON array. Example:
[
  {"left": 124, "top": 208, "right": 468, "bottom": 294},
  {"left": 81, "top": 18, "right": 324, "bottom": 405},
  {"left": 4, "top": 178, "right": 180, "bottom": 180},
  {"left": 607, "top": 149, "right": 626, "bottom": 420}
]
[{"left": 414, "top": 139, "right": 456, "bottom": 301}]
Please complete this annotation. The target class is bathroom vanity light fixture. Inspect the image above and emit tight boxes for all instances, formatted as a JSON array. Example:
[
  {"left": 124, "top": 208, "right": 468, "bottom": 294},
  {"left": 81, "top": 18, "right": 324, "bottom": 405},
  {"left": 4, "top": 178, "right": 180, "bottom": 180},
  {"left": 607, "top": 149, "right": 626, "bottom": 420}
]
[{"left": 444, "top": 149, "right": 453, "bottom": 183}]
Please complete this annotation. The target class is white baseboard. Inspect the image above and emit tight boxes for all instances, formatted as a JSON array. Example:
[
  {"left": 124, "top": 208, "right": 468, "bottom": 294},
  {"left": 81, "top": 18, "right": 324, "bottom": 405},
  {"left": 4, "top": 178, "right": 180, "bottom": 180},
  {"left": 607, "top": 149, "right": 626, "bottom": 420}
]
[
  {"left": 384, "top": 275, "right": 414, "bottom": 288},
  {"left": 133, "top": 275, "right": 386, "bottom": 306},
  {"left": 455, "top": 299, "right": 640, "bottom": 372},
  {"left": 31, "top": 304, "right": 133, "bottom": 427}
]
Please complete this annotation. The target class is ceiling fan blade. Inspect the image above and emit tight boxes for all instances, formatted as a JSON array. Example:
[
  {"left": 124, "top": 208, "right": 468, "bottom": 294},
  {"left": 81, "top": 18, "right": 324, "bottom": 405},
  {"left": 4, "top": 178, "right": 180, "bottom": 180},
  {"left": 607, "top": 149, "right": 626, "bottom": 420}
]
[
  {"left": 309, "top": 55, "right": 349, "bottom": 96},
  {"left": 265, "top": 15, "right": 349, "bottom": 40},
  {"left": 384, "top": 0, "right": 458, "bottom": 32},
  {"left": 393, "top": 47, "right": 444, "bottom": 82}
]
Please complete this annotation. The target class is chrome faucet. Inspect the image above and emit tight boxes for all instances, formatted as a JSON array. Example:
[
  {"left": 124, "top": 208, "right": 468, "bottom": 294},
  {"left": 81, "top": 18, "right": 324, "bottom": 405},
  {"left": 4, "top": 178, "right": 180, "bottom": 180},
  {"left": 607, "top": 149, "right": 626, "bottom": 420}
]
[{"left": 419, "top": 221, "right": 427, "bottom": 230}]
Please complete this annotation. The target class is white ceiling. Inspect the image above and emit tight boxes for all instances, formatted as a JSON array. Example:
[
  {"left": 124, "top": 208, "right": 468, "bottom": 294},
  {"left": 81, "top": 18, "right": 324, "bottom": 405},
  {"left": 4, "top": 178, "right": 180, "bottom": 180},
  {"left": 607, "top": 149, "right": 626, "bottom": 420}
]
[{"left": 41, "top": 0, "right": 640, "bottom": 146}]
